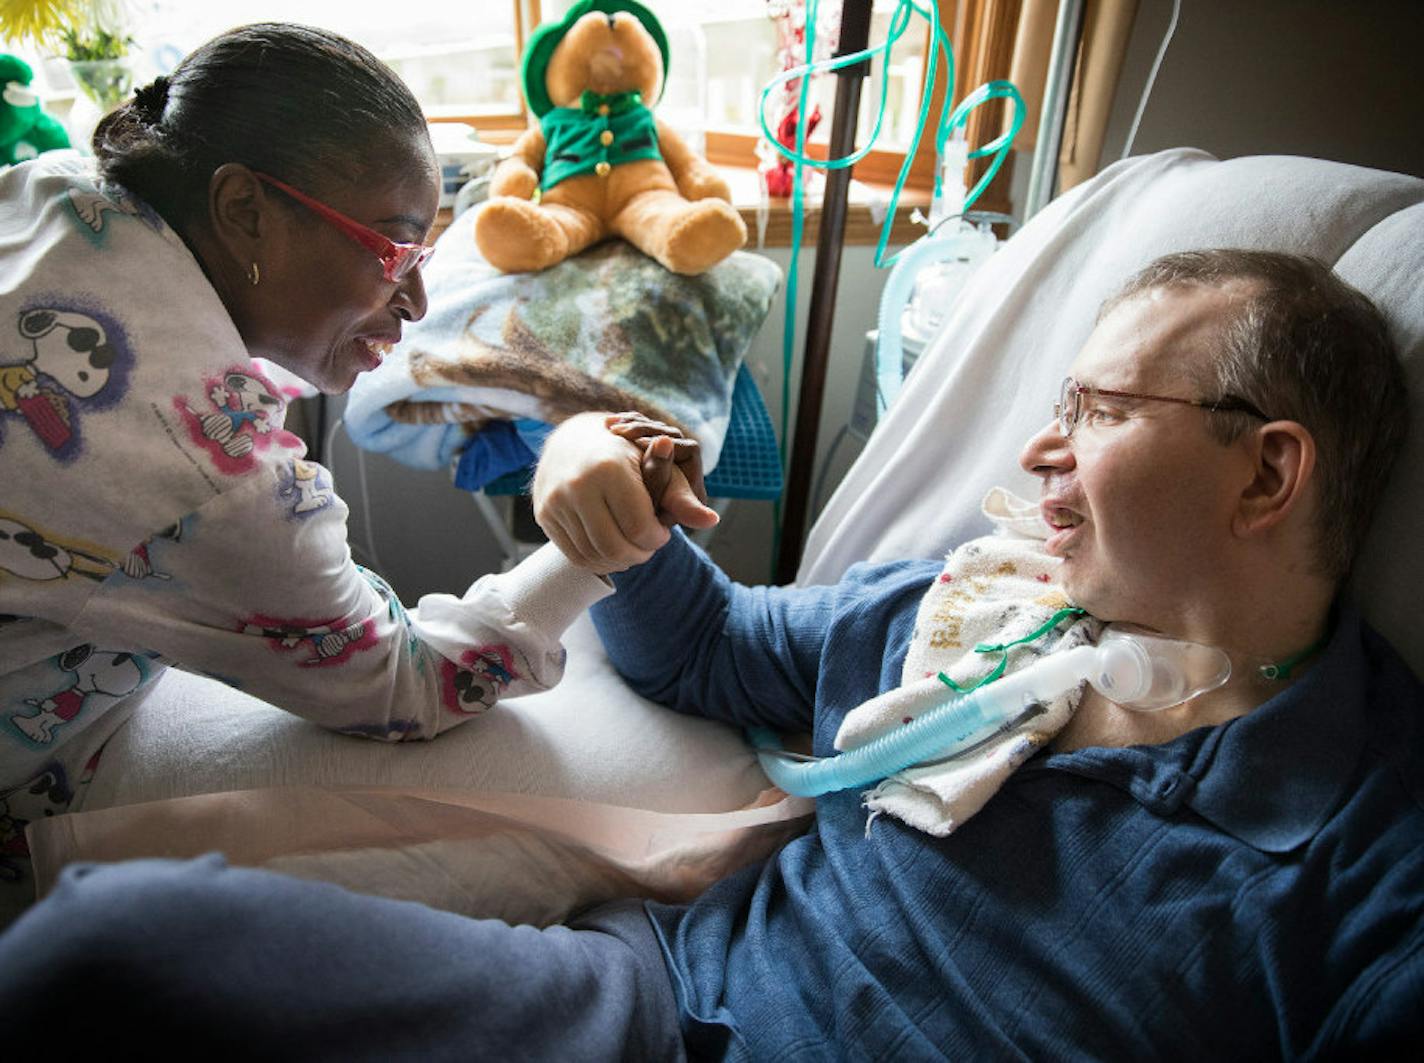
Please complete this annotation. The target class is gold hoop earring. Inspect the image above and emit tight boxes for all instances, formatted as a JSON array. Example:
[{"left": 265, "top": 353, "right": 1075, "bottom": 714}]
[{"left": 247, "top": 262, "right": 260, "bottom": 287}]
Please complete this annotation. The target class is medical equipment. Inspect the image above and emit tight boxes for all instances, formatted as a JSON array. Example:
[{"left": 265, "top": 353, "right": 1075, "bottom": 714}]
[
  {"left": 759, "top": 0, "right": 1025, "bottom": 580},
  {"left": 1120, "top": 0, "right": 1182, "bottom": 162},
  {"left": 754, "top": 624, "right": 1232, "bottom": 798},
  {"left": 874, "top": 135, "right": 999, "bottom": 413}
]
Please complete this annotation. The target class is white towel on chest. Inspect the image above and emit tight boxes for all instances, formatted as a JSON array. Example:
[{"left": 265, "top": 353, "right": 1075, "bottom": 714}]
[{"left": 833, "top": 488, "right": 1101, "bottom": 836}]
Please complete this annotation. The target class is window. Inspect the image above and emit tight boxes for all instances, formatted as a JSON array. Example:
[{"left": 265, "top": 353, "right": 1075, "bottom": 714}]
[
  {"left": 528, "top": 1, "right": 945, "bottom": 189},
  {"left": 631, "top": 1, "right": 1015, "bottom": 206},
  {"left": 22, "top": 0, "right": 530, "bottom": 131},
  {"left": 673, "top": 1, "right": 935, "bottom": 180},
  {"left": 24, "top": 1, "right": 1017, "bottom": 209}
]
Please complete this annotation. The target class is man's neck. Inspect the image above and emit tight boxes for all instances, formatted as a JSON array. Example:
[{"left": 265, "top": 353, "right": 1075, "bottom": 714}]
[
  {"left": 1054, "top": 666, "right": 1304, "bottom": 752},
  {"left": 1054, "top": 576, "right": 1334, "bottom": 752}
]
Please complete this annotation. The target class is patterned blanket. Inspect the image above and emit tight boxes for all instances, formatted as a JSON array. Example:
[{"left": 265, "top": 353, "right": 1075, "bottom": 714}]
[{"left": 344, "top": 203, "right": 781, "bottom": 480}]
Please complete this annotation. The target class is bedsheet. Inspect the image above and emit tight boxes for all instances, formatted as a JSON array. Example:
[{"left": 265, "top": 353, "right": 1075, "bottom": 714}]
[
  {"left": 13, "top": 613, "right": 792, "bottom": 925},
  {"left": 30, "top": 786, "right": 812, "bottom": 926}
]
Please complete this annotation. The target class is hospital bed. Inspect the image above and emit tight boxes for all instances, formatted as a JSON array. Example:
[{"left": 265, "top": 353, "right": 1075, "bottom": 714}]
[{"left": 30, "top": 148, "right": 1424, "bottom": 925}]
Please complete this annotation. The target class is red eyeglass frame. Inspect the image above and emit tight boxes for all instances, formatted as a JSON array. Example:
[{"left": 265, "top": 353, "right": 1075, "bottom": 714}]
[{"left": 253, "top": 172, "right": 434, "bottom": 283}]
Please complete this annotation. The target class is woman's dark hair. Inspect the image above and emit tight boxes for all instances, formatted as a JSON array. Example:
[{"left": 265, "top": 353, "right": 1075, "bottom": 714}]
[{"left": 93, "top": 23, "right": 428, "bottom": 232}]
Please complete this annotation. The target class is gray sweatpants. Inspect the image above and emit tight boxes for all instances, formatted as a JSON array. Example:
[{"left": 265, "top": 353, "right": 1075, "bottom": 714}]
[{"left": 0, "top": 854, "right": 686, "bottom": 1061}]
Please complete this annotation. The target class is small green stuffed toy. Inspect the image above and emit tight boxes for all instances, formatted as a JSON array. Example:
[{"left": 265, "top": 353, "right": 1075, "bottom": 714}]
[{"left": 2, "top": 54, "right": 71, "bottom": 166}]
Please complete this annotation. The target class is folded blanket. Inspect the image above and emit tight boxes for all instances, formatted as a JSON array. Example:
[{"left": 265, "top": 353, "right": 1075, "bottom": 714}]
[{"left": 344, "top": 204, "right": 782, "bottom": 482}]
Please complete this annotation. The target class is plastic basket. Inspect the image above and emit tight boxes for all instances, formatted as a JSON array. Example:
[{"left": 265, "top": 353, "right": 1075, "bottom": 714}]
[{"left": 482, "top": 365, "right": 782, "bottom": 501}]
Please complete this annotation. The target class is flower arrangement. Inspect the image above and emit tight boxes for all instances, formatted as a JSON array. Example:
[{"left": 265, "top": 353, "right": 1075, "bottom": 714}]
[
  {"left": 759, "top": 0, "right": 840, "bottom": 199},
  {"left": 1, "top": 0, "right": 133, "bottom": 58},
  {"left": 0, "top": 0, "right": 134, "bottom": 109},
  {"left": 0, "top": 0, "right": 78, "bottom": 47}
]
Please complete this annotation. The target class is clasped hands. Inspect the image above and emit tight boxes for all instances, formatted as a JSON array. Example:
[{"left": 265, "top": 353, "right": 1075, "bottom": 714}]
[{"left": 532, "top": 411, "right": 720, "bottom": 574}]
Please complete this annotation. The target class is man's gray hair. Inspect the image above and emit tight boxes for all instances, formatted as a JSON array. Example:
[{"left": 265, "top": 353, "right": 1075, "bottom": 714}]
[{"left": 1103, "top": 249, "right": 1409, "bottom": 582}]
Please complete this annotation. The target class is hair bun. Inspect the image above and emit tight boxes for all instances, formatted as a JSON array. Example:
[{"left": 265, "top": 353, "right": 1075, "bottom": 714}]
[{"left": 132, "top": 75, "right": 171, "bottom": 123}]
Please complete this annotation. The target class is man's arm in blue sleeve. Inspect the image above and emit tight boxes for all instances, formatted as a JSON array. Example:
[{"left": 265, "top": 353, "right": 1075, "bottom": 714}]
[{"left": 591, "top": 530, "right": 839, "bottom": 735}]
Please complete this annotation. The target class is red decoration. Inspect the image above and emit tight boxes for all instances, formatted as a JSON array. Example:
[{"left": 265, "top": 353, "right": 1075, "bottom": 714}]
[{"left": 759, "top": 1, "right": 839, "bottom": 198}]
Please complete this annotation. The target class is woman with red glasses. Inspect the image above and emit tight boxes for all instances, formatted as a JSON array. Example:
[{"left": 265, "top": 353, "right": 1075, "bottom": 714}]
[{"left": 0, "top": 24, "right": 704, "bottom": 926}]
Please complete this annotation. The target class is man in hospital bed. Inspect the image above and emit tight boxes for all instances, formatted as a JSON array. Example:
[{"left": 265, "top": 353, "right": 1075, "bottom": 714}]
[{"left": 1, "top": 249, "right": 1419, "bottom": 1058}]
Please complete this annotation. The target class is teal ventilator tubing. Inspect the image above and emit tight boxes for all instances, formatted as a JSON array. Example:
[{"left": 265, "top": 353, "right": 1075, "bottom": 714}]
[
  {"left": 754, "top": 626, "right": 1231, "bottom": 798},
  {"left": 874, "top": 216, "right": 996, "bottom": 414}
]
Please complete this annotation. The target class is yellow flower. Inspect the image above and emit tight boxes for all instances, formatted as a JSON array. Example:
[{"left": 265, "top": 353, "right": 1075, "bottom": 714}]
[{"left": 0, "top": 0, "right": 83, "bottom": 48}]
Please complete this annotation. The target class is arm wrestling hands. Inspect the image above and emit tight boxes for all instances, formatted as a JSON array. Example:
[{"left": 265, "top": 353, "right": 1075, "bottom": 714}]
[{"left": 532, "top": 412, "right": 720, "bottom": 573}]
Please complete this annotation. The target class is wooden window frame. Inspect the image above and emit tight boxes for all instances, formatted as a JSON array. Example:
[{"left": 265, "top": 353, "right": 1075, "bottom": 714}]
[
  {"left": 428, "top": 2, "right": 1022, "bottom": 232},
  {"left": 700, "top": 2, "right": 1022, "bottom": 217},
  {"left": 424, "top": 0, "right": 540, "bottom": 144}
]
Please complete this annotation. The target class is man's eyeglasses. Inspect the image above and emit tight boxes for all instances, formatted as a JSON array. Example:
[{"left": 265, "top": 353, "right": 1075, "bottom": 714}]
[
  {"left": 253, "top": 172, "right": 434, "bottom": 283},
  {"left": 1054, "top": 375, "right": 1272, "bottom": 438}
]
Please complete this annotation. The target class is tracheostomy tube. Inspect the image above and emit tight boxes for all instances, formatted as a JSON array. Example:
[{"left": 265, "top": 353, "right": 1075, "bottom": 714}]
[{"left": 754, "top": 625, "right": 1231, "bottom": 798}]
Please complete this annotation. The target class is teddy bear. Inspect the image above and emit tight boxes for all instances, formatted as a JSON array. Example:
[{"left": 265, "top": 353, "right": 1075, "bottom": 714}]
[
  {"left": 1, "top": 54, "right": 71, "bottom": 167},
  {"left": 473, "top": 0, "right": 747, "bottom": 277}
]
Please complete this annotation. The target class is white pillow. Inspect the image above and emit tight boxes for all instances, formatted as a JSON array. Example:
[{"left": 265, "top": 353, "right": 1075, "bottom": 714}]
[
  {"left": 78, "top": 614, "right": 772, "bottom": 813},
  {"left": 48, "top": 615, "right": 804, "bottom": 922}
]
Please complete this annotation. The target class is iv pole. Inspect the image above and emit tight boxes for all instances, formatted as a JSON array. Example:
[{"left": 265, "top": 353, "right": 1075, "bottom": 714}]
[
  {"left": 1023, "top": 0, "right": 1085, "bottom": 221},
  {"left": 772, "top": 0, "right": 1084, "bottom": 583},
  {"left": 774, "top": 0, "right": 874, "bottom": 586}
]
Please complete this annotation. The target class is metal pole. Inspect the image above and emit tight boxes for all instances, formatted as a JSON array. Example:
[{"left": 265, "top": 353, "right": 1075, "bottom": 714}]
[
  {"left": 774, "top": 0, "right": 874, "bottom": 586},
  {"left": 1023, "top": 0, "right": 1086, "bottom": 221}
]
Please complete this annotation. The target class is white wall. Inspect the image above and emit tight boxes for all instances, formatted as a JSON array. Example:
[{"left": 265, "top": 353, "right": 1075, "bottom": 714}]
[{"left": 1101, "top": 0, "right": 1423, "bottom": 178}]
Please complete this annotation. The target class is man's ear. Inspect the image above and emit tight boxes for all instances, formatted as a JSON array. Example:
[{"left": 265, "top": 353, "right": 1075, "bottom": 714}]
[
  {"left": 1233, "top": 420, "right": 1316, "bottom": 538},
  {"left": 206, "top": 163, "right": 270, "bottom": 261}
]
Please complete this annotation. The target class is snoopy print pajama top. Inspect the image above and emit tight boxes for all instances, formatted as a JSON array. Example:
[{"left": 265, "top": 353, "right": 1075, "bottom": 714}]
[{"left": 0, "top": 153, "right": 611, "bottom": 914}]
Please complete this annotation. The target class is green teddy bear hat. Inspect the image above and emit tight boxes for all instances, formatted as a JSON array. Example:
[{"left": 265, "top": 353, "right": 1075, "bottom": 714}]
[
  {"left": 1, "top": 54, "right": 71, "bottom": 166},
  {"left": 521, "top": 0, "right": 669, "bottom": 119}
]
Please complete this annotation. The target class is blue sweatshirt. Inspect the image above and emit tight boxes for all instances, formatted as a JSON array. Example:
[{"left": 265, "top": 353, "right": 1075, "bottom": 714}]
[{"left": 593, "top": 531, "right": 1424, "bottom": 1060}]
